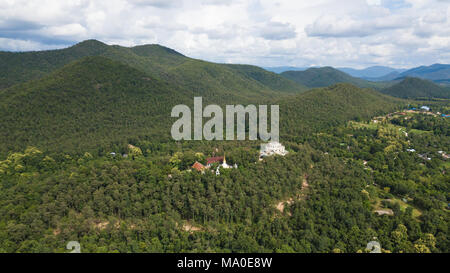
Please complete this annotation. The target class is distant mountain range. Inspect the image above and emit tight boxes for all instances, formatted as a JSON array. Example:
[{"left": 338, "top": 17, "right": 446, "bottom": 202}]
[
  {"left": 280, "top": 67, "right": 390, "bottom": 90},
  {"left": 278, "top": 66, "right": 449, "bottom": 99},
  {"left": 264, "top": 66, "right": 309, "bottom": 74},
  {"left": 265, "top": 65, "right": 406, "bottom": 77},
  {"left": 397, "top": 64, "right": 450, "bottom": 82},
  {"left": 338, "top": 66, "right": 407, "bottom": 78},
  {"left": 266, "top": 64, "right": 450, "bottom": 85}
]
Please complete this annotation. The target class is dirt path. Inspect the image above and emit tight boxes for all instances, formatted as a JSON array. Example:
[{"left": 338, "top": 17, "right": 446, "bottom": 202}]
[{"left": 275, "top": 174, "right": 309, "bottom": 215}]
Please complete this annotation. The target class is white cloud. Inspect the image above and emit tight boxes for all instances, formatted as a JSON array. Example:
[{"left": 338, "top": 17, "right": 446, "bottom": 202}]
[
  {"left": 258, "top": 21, "right": 297, "bottom": 40},
  {"left": 0, "top": 0, "right": 448, "bottom": 68}
]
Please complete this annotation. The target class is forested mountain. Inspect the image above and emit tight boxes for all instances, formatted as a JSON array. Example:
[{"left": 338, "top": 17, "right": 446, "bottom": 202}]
[
  {"left": 0, "top": 56, "right": 185, "bottom": 155},
  {"left": 0, "top": 40, "right": 447, "bottom": 254},
  {"left": 0, "top": 40, "right": 110, "bottom": 90},
  {"left": 0, "top": 40, "right": 306, "bottom": 96},
  {"left": 365, "top": 64, "right": 450, "bottom": 83},
  {"left": 399, "top": 64, "right": 450, "bottom": 82},
  {"left": 226, "top": 64, "right": 308, "bottom": 93},
  {"left": 0, "top": 41, "right": 403, "bottom": 156},
  {"left": 280, "top": 84, "right": 402, "bottom": 140},
  {"left": 280, "top": 67, "right": 390, "bottom": 89},
  {"left": 381, "top": 77, "right": 450, "bottom": 99},
  {"left": 0, "top": 58, "right": 403, "bottom": 157}
]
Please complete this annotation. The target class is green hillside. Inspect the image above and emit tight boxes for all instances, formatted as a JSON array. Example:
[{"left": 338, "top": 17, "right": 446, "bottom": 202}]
[
  {"left": 280, "top": 83, "right": 403, "bottom": 140},
  {"left": 381, "top": 77, "right": 450, "bottom": 99},
  {"left": 2, "top": 42, "right": 447, "bottom": 255},
  {"left": 0, "top": 40, "right": 305, "bottom": 98},
  {"left": 0, "top": 55, "right": 402, "bottom": 156},
  {"left": 281, "top": 67, "right": 390, "bottom": 89},
  {"left": 0, "top": 56, "right": 186, "bottom": 155},
  {"left": 226, "top": 64, "right": 308, "bottom": 93},
  {"left": 0, "top": 40, "right": 402, "bottom": 156},
  {"left": 0, "top": 40, "right": 110, "bottom": 90}
]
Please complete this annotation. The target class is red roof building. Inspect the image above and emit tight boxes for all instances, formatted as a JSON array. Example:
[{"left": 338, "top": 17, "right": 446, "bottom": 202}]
[
  {"left": 192, "top": 162, "right": 206, "bottom": 172},
  {"left": 206, "top": 156, "right": 224, "bottom": 166}
]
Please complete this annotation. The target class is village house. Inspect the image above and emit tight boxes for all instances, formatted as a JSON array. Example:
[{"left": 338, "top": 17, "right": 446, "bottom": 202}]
[
  {"left": 191, "top": 162, "right": 206, "bottom": 172},
  {"left": 260, "top": 141, "right": 288, "bottom": 158},
  {"left": 206, "top": 156, "right": 232, "bottom": 169}
]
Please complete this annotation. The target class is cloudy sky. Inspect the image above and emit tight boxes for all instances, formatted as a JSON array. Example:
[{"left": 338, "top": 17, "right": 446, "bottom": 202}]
[{"left": 1, "top": 0, "right": 449, "bottom": 68}]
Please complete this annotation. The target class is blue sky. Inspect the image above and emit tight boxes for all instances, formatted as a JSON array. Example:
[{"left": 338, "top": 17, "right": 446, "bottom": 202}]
[{"left": 0, "top": 0, "right": 449, "bottom": 68}]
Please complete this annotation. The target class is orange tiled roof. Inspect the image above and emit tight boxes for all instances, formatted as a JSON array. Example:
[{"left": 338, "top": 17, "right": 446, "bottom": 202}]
[{"left": 192, "top": 162, "right": 205, "bottom": 171}]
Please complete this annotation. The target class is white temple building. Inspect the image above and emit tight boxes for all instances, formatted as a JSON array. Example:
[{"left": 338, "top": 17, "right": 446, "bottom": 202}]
[
  {"left": 260, "top": 142, "right": 288, "bottom": 157},
  {"left": 221, "top": 156, "right": 232, "bottom": 169}
]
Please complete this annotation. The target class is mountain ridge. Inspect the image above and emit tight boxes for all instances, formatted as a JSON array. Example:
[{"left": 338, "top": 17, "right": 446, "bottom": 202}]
[
  {"left": 0, "top": 39, "right": 307, "bottom": 96},
  {"left": 0, "top": 56, "right": 404, "bottom": 155},
  {"left": 381, "top": 77, "right": 450, "bottom": 99},
  {"left": 280, "top": 67, "right": 390, "bottom": 89}
]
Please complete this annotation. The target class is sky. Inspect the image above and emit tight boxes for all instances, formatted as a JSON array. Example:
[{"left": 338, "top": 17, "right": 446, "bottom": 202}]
[{"left": 0, "top": 0, "right": 449, "bottom": 68}]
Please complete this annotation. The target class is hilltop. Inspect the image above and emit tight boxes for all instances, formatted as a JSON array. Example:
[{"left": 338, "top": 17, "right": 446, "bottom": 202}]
[
  {"left": 338, "top": 66, "right": 406, "bottom": 79},
  {"left": 365, "top": 64, "right": 450, "bottom": 84},
  {"left": 226, "top": 64, "right": 308, "bottom": 93},
  {"left": 399, "top": 64, "right": 450, "bottom": 82},
  {"left": 280, "top": 67, "right": 390, "bottom": 89},
  {"left": 0, "top": 40, "right": 306, "bottom": 98},
  {"left": 381, "top": 77, "right": 450, "bottom": 99}
]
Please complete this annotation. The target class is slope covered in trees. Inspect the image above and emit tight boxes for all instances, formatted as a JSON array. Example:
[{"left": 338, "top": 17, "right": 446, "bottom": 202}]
[
  {"left": 381, "top": 77, "right": 450, "bottom": 99},
  {"left": 280, "top": 67, "right": 390, "bottom": 89},
  {"left": 279, "top": 84, "right": 403, "bottom": 141},
  {"left": 0, "top": 40, "right": 306, "bottom": 96},
  {"left": 0, "top": 60, "right": 403, "bottom": 157},
  {"left": 0, "top": 109, "right": 447, "bottom": 253},
  {"left": 0, "top": 56, "right": 187, "bottom": 155},
  {"left": 226, "top": 64, "right": 308, "bottom": 93},
  {"left": 0, "top": 40, "right": 110, "bottom": 90},
  {"left": 2, "top": 41, "right": 447, "bottom": 254}
]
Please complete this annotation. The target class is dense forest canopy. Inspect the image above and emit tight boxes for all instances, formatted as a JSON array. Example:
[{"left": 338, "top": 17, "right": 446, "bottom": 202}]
[
  {"left": 0, "top": 40, "right": 448, "bottom": 253},
  {"left": 381, "top": 77, "right": 450, "bottom": 99}
]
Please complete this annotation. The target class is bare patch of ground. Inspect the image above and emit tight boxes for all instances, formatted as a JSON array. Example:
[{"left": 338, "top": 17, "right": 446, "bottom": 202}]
[
  {"left": 375, "top": 209, "right": 394, "bottom": 216},
  {"left": 276, "top": 199, "right": 294, "bottom": 213},
  {"left": 93, "top": 221, "right": 110, "bottom": 230},
  {"left": 92, "top": 220, "right": 121, "bottom": 230},
  {"left": 275, "top": 174, "right": 310, "bottom": 216},
  {"left": 182, "top": 222, "right": 202, "bottom": 233}
]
